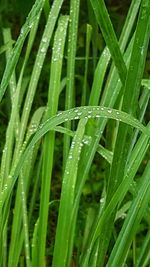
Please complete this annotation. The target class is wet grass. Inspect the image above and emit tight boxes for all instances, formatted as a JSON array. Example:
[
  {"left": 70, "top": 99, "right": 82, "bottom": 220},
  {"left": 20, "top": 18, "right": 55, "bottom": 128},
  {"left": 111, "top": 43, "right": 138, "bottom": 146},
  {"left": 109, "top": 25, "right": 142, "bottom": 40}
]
[{"left": 0, "top": 0, "right": 150, "bottom": 266}]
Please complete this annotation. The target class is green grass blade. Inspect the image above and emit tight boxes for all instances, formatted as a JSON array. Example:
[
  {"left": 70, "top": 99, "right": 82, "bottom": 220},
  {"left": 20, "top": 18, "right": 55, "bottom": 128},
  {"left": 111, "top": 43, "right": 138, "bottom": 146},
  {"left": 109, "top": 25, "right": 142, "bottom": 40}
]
[
  {"left": 89, "top": 46, "right": 110, "bottom": 106},
  {"left": 63, "top": 0, "right": 80, "bottom": 166},
  {"left": 81, "top": 24, "right": 92, "bottom": 106},
  {"left": 0, "top": 0, "right": 45, "bottom": 102},
  {"left": 90, "top": 0, "right": 127, "bottom": 85},
  {"left": 107, "top": 161, "right": 150, "bottom": 266},
  {"left": 34, "top": 15, "right": 68, "bottom": 267},
  {"left": 52, "top": 119, "right": 87, "bottom": 267}
]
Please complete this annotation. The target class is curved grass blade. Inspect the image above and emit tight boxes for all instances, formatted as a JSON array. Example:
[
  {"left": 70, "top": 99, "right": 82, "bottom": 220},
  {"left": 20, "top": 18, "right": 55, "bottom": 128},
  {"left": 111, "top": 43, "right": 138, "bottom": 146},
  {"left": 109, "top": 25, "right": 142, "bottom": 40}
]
[{"left": 0, "top": 105, "right": 149, "bottom": 209}]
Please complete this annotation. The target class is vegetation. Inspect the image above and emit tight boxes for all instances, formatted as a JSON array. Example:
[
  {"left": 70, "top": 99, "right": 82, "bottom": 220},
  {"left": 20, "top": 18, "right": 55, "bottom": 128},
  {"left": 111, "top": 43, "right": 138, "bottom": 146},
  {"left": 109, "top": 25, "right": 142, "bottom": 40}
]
[{"left": 0, "top": 0, "right": 150, "bottom": 266}]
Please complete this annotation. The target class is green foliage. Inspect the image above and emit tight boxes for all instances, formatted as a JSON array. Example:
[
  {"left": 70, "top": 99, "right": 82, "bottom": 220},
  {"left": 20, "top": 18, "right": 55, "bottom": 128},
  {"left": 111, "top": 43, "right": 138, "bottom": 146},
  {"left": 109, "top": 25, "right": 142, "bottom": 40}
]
[{"left": 0, "top": 0, "right": 150, "bottom": 266}]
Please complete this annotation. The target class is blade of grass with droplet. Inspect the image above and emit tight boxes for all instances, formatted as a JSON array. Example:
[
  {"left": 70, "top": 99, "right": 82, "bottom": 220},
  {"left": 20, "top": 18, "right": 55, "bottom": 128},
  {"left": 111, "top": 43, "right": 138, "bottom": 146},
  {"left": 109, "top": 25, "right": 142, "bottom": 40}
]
[
  {"left": 0, "top": 106, "right": 149, "bottom": 210},
  {"left": 0, "top": 0, "right": 45, "bottom": 102},
  {"left": 34, "top": 15, "right": 68, "bottom": 266},
  {"left": 63, "top": 0, "right": 80, "bottom": 167},
  {"left": 12, "top": 0, "right": 64, "bottom": 165},
  {"left": 52, "top": 118, "right": 87, "bottom": 267},
  {"left": 52, "top": 126, "right": 113, "bottom": 164}
]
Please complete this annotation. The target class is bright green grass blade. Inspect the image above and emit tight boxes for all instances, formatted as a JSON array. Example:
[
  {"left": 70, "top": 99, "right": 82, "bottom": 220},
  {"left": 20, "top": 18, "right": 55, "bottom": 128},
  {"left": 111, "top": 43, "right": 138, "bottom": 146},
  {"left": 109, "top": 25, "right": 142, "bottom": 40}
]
[
  {"left": 87, "top": 0, "right": 99, "bottom": 70},
  {"left": 52, "top": 118, "right": 87, "bottom": 267},
  {"left": 2, "top": 28, "right": 16, "bottom": 100},
  {"left": 90, "top": 0, "right": 127, "bottom": 85},
  {"left": 63, "top": 0, "right": 80, "bottom": 167},
  {"left": 0, "top": 0, "right": 45, "bottom": 102},
  {"left": 34, "top": 15, "right": 68, "bottom": 267},
  {"left": 12, "top": 0, "right": 64, "bottom": 165},
  {"left": 0, "top": 106, "right": 149, "bottom": 209},
  {"left": 97, "top": 144, "right": 113, "bottom": 164},
  {"left": 107, "top": 161, "right": 150, "bottom": 266},
  {"left": 81, "top": 24, "right": 92, "bottom": 105},
  {"left": 89, "top": 46, "right": 110, "bottom": 106},
  {"left": 118, "top": 0, "right": 141, "bottom": 50}
]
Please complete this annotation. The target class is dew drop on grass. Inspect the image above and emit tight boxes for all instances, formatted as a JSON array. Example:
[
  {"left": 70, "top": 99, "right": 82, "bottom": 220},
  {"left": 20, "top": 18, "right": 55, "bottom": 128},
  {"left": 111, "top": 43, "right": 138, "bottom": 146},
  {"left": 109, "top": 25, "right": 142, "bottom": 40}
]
[
  {"left": 41, "top": 47, "right": 46, "bottom": 53},
  {"left": 42, "top": 37, "right": 48, "bottom": 43},
  {"left": 28, "top": 22, "right": 33, "bottom": 29},
  {"left": 100, "top": 198, "right": 105, "bottom": 203},
  {"left": 107, "top": 109, "right": 112, "bottom": 113}
]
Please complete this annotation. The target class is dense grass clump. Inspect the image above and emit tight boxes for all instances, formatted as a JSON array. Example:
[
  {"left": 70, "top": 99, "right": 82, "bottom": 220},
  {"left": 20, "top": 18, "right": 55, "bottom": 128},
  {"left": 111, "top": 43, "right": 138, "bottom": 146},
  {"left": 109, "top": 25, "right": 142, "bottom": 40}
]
[{"left": 0, "top": 0, "right": 150, "bottom": 266}]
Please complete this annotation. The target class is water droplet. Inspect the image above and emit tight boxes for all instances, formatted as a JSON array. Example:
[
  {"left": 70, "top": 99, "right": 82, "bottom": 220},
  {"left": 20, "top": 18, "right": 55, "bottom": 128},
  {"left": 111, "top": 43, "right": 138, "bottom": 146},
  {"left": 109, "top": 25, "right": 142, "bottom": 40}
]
[
  {"left": 100, "top": 198, "right": 105, "bottom": 203},
  {"left": 41, "top": 47, "right": 46, "bottom": 53},
  {"left": 42, "top": 37, "right": 48, "bottom": 43}
]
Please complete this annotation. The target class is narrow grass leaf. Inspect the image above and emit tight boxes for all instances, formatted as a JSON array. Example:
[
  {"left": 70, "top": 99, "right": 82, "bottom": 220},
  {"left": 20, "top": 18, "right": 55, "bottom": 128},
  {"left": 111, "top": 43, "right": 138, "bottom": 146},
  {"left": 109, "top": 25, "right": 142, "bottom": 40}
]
[
  {"left": 35, "top": 15, "right": 68, "bottom": 266},
  {"left": 0, "top": 0, "right": 44, "bottom": 101},
  {"left": 90, "top": 0, "right": 127, "bottom": 85},
  {"left": 52, "top": 119, "right": 87, "bottom": 267},
  {"left": 63, "top": 0, "right": 80, "bottom": 166},
  {"left": 108, "top": 161, "right": 150, "bottom": 266}
]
